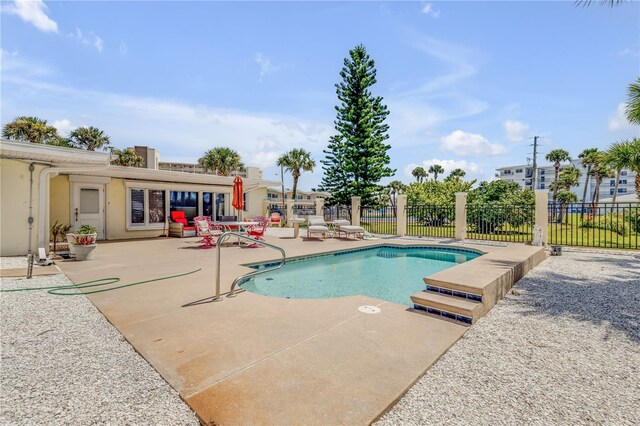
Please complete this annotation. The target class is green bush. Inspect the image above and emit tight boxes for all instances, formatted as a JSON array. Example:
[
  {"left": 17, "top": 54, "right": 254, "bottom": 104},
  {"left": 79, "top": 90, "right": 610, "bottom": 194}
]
[{"left": 581, "top": 214, "right": 630, "bottom": 236}]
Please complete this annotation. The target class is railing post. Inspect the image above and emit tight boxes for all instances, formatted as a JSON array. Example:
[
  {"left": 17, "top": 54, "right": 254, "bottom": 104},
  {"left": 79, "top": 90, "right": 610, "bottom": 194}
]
[
  {"left": 315, "top": 197, "right": 325, "bottom": 217},
  {"left": 396, "top": 195, "right": 407, "bottom": 237},
  {"left": 286, "top": 200, "right": 294, "bottom": 227},
  {"left": 455, "top": 192, "right": 467, "bottom": 241},
  {"left": 535, "top": 190, "right": 549, "bottom": 245},
  {"left": 351, "top": 196, "right": 361, "bottom": 226}
]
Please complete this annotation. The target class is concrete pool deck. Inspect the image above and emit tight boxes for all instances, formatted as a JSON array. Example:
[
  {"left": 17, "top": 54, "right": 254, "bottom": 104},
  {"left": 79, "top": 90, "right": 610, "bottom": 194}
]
[{"left": 55, "top": 234, "right": 545, "bottom": 425}]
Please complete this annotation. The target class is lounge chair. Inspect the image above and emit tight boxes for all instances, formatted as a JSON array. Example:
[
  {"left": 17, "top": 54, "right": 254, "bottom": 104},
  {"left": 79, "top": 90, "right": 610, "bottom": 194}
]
[
  {"left": 333, "top": 219, "right": 365, "bottom": 240},
  {"left": 306, "top": 215, "right": 329, "bottom": 240},
  {"left": 169, "top": 211, "right": 196, "bottom": 238}
]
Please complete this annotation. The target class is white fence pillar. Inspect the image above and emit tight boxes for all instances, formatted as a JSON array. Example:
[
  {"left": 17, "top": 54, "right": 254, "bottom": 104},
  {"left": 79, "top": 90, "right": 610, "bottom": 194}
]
[
  {"left": 455, "top": 192, "right": 467, "bottom": 241},
  {"left": 396, "top": 195, "right": 407, "bottom": 237},
  {"left": 351, "top": 196, "right": 361, "bottom": 226},
  {"left": 535, "top": 190, "right": 549, "bottom": 245},
  {"left": 315, "top": 197, "right": 325, "bottom": 217},
  {"left": 262, "top": 199, "right": 269, "bottom": 217}
]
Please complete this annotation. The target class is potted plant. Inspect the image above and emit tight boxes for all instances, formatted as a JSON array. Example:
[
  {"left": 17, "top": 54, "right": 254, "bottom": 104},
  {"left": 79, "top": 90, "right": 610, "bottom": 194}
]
[
  {"left": 71, "top": 225, "right": 98, "bottom": 261},
  {"left": 50, "top": 220, "right": 72, "bottom": 256}
]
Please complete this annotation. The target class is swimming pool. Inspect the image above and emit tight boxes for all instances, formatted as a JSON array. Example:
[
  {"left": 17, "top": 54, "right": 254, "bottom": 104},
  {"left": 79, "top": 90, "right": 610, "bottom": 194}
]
[{"left": 241, "top": 245, "right": 481, "bottom": 306}]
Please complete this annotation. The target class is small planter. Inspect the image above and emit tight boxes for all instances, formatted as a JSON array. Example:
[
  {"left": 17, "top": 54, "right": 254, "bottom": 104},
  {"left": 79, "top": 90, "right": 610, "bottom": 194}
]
[
  {"left": 71, "top": 232, "right": 98, "bottom": 261},
  {"left": 74, "top": 244, "right": 97, "bottom": 261}
]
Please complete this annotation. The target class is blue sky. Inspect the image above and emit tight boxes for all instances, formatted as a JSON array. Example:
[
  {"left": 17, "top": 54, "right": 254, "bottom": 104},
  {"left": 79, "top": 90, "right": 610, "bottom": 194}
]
[{"left": 2, "top": 1, "right": 639, "bottom": 190}]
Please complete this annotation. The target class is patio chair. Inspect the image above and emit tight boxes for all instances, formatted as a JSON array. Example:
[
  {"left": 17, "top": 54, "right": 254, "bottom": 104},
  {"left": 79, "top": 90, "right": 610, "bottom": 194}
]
[
  {"left": 306, "top": 215, "right": 329, "bottom": 240},
  {"left": 245, "top": 216, "right": 269, "bottom": 248},
  {"left": 269, "top": 212, "right": 282, "bottom": 227},
  {"left": 193, "top": 216, "right": 222, "bottom": 248},
  {"left": 169, "top": 211, "right": 196, "bottom": 238},
  {"left": 333, "top": 219, "right": 366, "bottom": 240}
]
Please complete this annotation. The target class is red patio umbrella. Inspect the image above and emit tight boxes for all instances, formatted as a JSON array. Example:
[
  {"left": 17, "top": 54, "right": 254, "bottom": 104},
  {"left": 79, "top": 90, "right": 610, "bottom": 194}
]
[{"left": 232, "top": 176, "right": 244, "bottom": 211}]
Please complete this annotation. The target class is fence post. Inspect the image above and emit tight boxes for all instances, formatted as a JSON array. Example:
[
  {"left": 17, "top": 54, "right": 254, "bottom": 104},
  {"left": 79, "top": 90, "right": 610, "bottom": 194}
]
[
  {"left": 455, "top": 192, "right": 467, "bottom": 241},
  {"left": 315, "top": 197, "right": 325, "bottom": 217},
  {"left": 351, "top": 196, "right": 361, "bottom": 226},
  {"left": 286, "top": 200, "right": 294, "bottom": 227},
  {"left": 535, "top": 190, "right": 549, "bottom": 245},
  {"left": 396, "top": 195, "right": 407, "bottom": 237},
  {"left": 262, "top": 198, "right": 269, "bottom": 217}
]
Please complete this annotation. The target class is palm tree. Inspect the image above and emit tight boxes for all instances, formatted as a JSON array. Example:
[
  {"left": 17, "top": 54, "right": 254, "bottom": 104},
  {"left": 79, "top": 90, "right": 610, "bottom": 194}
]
[
  {"left": 626, "top": 78, "right": 640, "bottom": 125},
  {"left": 605, "top": 141, "right": 634, "bottom": 202},
  {"left": 578, "top": 148, "right": 598, "bottom": 202},
  {"left": 448, "top": 168, "right": 466, "bottom": 179},
  {"left": 545, "top": 149, "right": 571, "bottom": 201},
  {"left": 428, "top": 164, "right": 445, "bottom": 181},
  {"left": 277, "top": 148, "right": 316, "bottom": 202},
  {"left": 411, "top": 166, "right": 427, "bottom": 183},
  {"left": 2, "top": 116, "right": 60, "bottom": 144},
  {"left": 556, "top": 190, "right": 578, "bottom": 224},
  {"left": 110, "top": 148, "right": 144, "bottom": 167},
  {"left": 198, "top": 147, "right": 244, "bottom": 176},
  {"left": 589, "top": 152, "right": 613, "bottom": 210},
  {"left": 387, "top": 180, "right": 406, "bottom": 211},
  {"left": 549, "top": 167, "right": 582, "bottom": 222},
  {"left": 68, "top": 126, "right": 111, "bottom": 151}
]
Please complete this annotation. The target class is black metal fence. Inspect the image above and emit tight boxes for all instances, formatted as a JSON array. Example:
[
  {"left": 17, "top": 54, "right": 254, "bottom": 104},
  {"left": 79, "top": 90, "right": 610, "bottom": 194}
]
[
  {"left": 548, "top": 202, "right": 639, "bottom": 249},
  {"left": 406, "top": 204, "right": 456, "bottom": 238},
  {"left": 466, "top": 203, "right": 535, "bottom": 243},
  {"left": 359, "top": 206, "right": 397, "bottom": 235},
  {"left": 324, "top": 205, "right": 351, "bottom": 222}
]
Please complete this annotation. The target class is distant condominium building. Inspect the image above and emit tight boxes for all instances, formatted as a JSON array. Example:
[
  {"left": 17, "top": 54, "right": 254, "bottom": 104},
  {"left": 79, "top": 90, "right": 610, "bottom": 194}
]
[{"left": 495, "top": 161, "right": 637, "bottom": 202}]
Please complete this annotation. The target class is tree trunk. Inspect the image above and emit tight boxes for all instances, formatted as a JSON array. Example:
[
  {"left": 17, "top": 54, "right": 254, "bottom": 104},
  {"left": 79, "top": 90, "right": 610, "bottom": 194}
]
[
  {"left": 553, "top": 164, "right": 560, "bottom": 201},
  {"left": 612, "top": 170, "right": 620, "bottom": 203},
  {"left": 292, "top": 172, "right": 299, "bottom": 207},
  {"left": 581, "top": 166, "right": 591, "bottom": 202},
  {"left": 636, "top": 173, "right": 640, "bottom": 199}
]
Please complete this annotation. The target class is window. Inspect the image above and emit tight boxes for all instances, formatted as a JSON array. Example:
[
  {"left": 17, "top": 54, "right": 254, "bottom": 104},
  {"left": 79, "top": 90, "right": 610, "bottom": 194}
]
[
  {"left": 540, "top": 184, "right": 545, "bottom": 189},
  {"left": 170, "top": 191, "right": 198, "bottom": 223},
  {"left": 619, "top": 187, "right": 628, "bottom": 194},
  {"left": 307, "top": 196, "right": 311, "bottom": 200},
  {"left": 148, "top": 190, "right": 165, "bottom": 223},
  {"left": 243, "top": 193, "right": 248, "bottom": 212},
  {"left": 128, "top": 188, "right": 166, "bottom": 228},
  {"left": 610, "top": 179, "right": 616, "bottom": 186},
  {"left": 540, "top": 170, "right": 545, "bottom": 175},
  {"left": 515, "top": 168, "right": 523, "bottom": 173},
  {"left": 130, "top": 189, "right": 145, "bottom": 224},
  {"left": 610, "top": 188, "right": 615, "bottom": 195},
  {"left": 502, "top": 169, "right": 512, "bottom": 175},
  {"left": 540, "top": 177, "right": 545, "bottom": 182},
  {"left": 620, "top": 179, "right": 628, "bottom": 185},
  {"left": 621, "top": 171, "right": 628, "bottom": 176},
  {"left": 216, "top": 193, "right": 226, "bottom": 218},
  {"left": 203, "top": 193, "right": 214, "bottom": 218}
]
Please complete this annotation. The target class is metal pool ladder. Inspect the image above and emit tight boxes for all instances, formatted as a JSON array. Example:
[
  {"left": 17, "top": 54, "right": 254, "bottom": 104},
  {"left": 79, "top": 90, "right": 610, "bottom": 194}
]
[{"left": 214, "top": 231, "right": 286, "bottom": 301}]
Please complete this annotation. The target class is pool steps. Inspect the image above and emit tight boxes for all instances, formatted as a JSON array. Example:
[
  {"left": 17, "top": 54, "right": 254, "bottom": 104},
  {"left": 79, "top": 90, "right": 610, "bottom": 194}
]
[{"left": 411, "top": 245, "right": 548, "bottom": 325}]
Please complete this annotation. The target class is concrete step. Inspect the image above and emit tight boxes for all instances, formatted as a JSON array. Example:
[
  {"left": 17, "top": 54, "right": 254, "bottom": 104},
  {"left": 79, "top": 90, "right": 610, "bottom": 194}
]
[{"left": 411, "top": 291, "right": 484, "bottom": 325}]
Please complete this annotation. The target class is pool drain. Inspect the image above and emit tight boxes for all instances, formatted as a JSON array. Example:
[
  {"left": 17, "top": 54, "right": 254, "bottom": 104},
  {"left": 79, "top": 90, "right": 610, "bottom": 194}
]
[{"left": 358, "top": 305, "right": 381, "bottom": 314}]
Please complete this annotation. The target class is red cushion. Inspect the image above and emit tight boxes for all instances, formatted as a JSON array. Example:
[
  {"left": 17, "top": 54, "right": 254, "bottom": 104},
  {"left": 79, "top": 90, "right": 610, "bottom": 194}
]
[
  {"left": 171, "top": 211, "right": 186, "bottom": 221},
  {"left": 183, "top": 226, "right": 196, "bottom": 231},
  {"left": 174, "top": 218, "right": 188, "bottom": 226}
]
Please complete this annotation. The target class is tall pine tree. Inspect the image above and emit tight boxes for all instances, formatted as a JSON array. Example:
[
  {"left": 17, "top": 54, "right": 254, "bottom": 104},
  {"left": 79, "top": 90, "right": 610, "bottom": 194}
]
[{"left": 320, "top": 44, "right": 395, "bottom": 206}]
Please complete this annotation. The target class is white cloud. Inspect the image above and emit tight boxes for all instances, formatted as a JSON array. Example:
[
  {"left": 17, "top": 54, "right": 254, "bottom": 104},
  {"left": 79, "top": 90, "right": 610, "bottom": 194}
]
[
  {"left": 2, "top": 74, "right": 333, "bottom": 170},
  {"left": 51, "top": 119, "right": 74, "bottom": 136},
  {"left": 617, "top": 48, "right": 639, "bottom": 58},
  {"left": 608, "top": 103, "right": 633, "bottom": 131},
  {"left": 119, "top": 42, "right": 128, "bottom": 56},
  {"left": 2, "top": 0, "right": 57, "bottom": 33},
  {"left": 404, "top": 158, "right": 483, "bottom": 181},
  {"left": 70, "top": 28, "right": 104, "bottom": 53},
  {"left": 421, "top": 3, "right": 440, "bottom": 18},
  {"left": 503, "top": 120, "right": 529, "bottom": 142},
  {"left": 255, "top": 53, "right": 278, "bottom": 80},
  {"left": 440, "top": 130, "right": 506, "bottom": 156}
]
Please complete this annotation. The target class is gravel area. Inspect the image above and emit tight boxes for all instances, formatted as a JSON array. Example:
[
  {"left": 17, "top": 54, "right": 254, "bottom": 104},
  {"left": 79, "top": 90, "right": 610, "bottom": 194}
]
[
  {"left": 0, "top": 265, "right": 199, "bottom": 425},
  {"left": 377, "top": 250, "right": 640, "bottom": 425}
]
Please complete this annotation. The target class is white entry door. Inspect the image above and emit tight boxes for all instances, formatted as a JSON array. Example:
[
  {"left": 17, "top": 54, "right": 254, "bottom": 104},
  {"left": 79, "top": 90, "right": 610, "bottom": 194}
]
[{"left": 71, "top": 183, "right": 106, "bottom": 240}]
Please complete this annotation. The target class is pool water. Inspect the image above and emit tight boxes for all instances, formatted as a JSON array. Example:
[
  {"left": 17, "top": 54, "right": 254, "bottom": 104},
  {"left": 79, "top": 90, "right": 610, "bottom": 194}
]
[{"left": 241, "top": 246, "right": 481, "bottom": 306}]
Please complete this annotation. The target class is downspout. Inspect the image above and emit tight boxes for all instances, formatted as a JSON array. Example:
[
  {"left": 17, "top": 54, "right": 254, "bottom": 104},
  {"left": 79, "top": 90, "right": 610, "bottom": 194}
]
[
  {"left": 27, "top": 163, "right": 35, "bottom": 255},
  {"left": 38, "top": 165, "right": 110, "bottom": 259}
]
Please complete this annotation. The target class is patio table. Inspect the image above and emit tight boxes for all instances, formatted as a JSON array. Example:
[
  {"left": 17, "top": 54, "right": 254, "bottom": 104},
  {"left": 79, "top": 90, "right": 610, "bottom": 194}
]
[
  {"left": 213, "top": 221, "right": 259, "bottom": 245},
  {"left": 288, "top": 218, "right": 306, "bottom": 238}
]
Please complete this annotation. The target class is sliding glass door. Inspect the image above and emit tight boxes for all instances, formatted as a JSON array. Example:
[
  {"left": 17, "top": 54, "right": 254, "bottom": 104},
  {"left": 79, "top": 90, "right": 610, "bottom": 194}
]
[{"left": 170, "top": 191, "right": 198, "bottom": 223}]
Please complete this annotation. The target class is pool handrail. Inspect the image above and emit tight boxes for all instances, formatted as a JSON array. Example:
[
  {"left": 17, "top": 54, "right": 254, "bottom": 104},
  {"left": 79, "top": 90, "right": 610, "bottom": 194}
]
[{"left": 214, "top": 231, "right": 286, "bottom": 301}]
